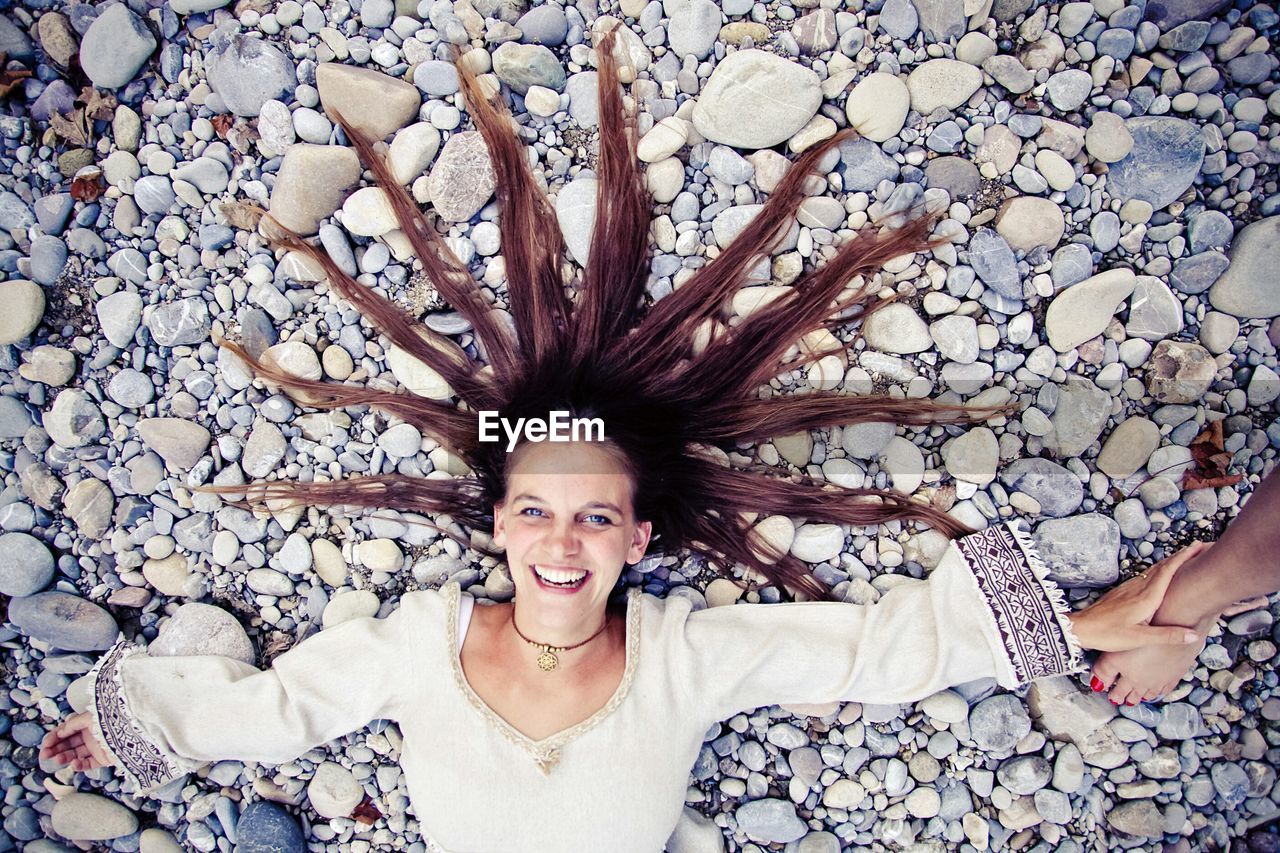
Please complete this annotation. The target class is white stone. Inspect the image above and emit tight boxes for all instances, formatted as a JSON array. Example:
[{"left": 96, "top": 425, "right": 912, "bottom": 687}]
[
  {"left": 732, "top": 285, "right": 792, "bottom": 318},
  {"left": 751, "top": 515, "right": 795, "bottom": 563},
  {"left": 920, "top": 689, "right": 969, "bottom": 724},
  {"left": 323, "top": 589, "right": 380, "bottom": 627},
  {"left": 637, "top": 117, "right": 689, "bottom": 162},
  {"left": 822, "top": 779, "right": 865, "bottom": 809},
  {"left": 341, "top": 187, "right": 398, "bottom": 237},
  {"left": 906, "top": 59, "right": 982, "bottom": 114},
  {"left": 882, "top": 437, "right": 925, "bottom": 494},
  {"left": 1248, "top": 365, "right": 1280, "bottom": 407},
  {"left": 0, "top": 280, "right": 45, "bottom": 345},
  {"left": 388, "top": 122, "right": 441, "bottom": 184},
  {"left": 524, "top": 85, "right": 560, "bottom": 117},
  {"left": 945, "top": 427, "right": 999, "bottom": 485},
  {"left": 246, "top": 568, "right": 294, "bottom": 596},
  {"left": 646, "top": 157, "right": 685, "bottom": 203},
  {"left": 142, "top": 554, "right": 192, "bottom": 597},
  {"left": 863, "top": 303, "right": 931, "bottom": 354},
  {"left": 555, "top": 177, "right": 599, "bottom": 264},
  {"left": 844, "top": 73, "right": 910, "bottom": 142},
  {"left": 312, "top": 539, "right": 349, "bottom": 586},
  {"left": 930, "top": 314, "right": 980, "bottom": 364},
  {"left": 1034, "top": 150, "right": 1075, "bottom": 191},
  {"left": 307, "top": 762, "right": 364, "bottom": 819},
  {"left": 386, "top": 343, "right": 453, "bottom": 400},
  {"left": 692, "top": 50, "right": 822, "bottom": 148},
  {"left": 1044, "top": 268, "right": 1137, "bottom": 352},
  {"left": 356, "top": 538, "right": 403, "bottom": 571},
  {"left": 51, "top": 793, "right": 138, "bottom": 841},
  {"left": 996, "top": 197, "right": 1065, "bottom": 251}
]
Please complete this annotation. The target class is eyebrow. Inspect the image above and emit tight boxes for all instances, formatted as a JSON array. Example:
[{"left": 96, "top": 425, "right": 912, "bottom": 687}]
[{"left": 510, "top": 493, "right": 624, "bottom": 514}]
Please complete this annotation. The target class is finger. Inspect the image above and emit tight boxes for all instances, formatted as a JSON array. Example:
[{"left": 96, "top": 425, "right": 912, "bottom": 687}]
[
  {"left": 1143, "top": 551, "right": 1193, "bottom": 600},
  {"left": 1092, "top": 656, "right": 1121, "bottom": 691},
  {"left": 85, "top": 738, "right": 111, "bottom": 764},
  {"left": 1222, "top": 597, "right": 1268, "bottom": 616},
  {"left": 1127, "top": 624, "right": 1201, "bottom": 647},
  {"left": 1149, "top": 540, "right": 1210, "bottom": 582},
  {"left": 62, "top": 714, "right": 91, "bottom": 735}
]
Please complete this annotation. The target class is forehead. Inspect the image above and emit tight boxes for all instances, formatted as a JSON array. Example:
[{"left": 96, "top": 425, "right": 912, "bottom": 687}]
[{"left": 506, "top": 441, "right": 634, "bottom": 504}]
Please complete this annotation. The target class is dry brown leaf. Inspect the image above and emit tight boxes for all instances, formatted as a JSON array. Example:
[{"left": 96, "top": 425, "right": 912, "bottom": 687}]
[
  {"left": 219, "top": 199, "right": 266, "bottom": 231},
  {"left": 1183, "top": 420, "right": 1243, "bottom": 491},
  {"left": 211, "top": 114, "right": 235, "bottom": 137},
  {"left": 79, "top": 86, "right": 118, "bottom": 121},
  {"left": 70, "top": 167, "right": 105, "bottom": 203},
  {"left": 0, "top": 53, "right": 32, "bottom": 100},
  {"left": 50, "top": 109, "right": 91, "bottom": 147},
  {"left": 351, "top": 796, "right": 383, "bottom": 826}
]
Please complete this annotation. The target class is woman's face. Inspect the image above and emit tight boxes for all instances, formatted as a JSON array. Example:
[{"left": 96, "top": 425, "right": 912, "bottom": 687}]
[{"left": 492, "top": 439, "right": 652, "bottom": 619}]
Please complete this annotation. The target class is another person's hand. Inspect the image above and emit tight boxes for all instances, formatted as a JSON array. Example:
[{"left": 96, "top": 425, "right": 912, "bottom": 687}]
[
  {"left": 1065, "top": 542, "right": 1209, "bottom": 653},
  {"left": 40, "top": 712, "right": 115, "bottom": 772}
]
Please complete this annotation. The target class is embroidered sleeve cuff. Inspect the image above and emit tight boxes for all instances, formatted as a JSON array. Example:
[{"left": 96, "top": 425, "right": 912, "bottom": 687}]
[
  {"left": 952, "top": 522, "right": 1087, "bottom": 685},
  {"left": 87, "top": 638, "right": 201, "bottom": 796}
]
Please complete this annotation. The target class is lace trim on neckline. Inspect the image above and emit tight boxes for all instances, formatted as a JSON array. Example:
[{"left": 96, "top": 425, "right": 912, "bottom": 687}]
[{"left": 444, "top": 582, "right": 641, "bottom": 776}]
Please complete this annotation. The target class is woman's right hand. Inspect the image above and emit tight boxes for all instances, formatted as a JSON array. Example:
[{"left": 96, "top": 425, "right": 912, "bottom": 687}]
[{"left": 40, "top": 712, "right": 116, "bottom": 772}]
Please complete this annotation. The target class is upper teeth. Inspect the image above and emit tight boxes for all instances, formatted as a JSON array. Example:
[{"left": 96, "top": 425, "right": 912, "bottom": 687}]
[{"left": 535, "top": 566, "right": 587, "bottom": 583}]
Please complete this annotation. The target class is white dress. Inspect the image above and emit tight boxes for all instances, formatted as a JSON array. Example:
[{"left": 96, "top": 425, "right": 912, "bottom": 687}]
[{"left": 85, "top": 521, "right": 1084, "bottom": 852}]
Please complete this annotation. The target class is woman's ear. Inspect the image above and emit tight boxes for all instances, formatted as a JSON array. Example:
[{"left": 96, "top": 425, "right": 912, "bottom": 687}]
[
  {"left": 625, "top": 520, "right": 653, "bottom": 564},
  {"left": 491, "top": 502, "right": 506, "bottom": 548}
]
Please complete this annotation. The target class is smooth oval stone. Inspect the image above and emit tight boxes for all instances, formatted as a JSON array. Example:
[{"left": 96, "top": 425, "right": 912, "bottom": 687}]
[
  {"left": 1209, "top": 216, "right": 1280, "bottom": 319},
  {"left": 691, "top": 50, "right": 821, "bottom": 148},
  {"left": 50, "top": 792, "right": 138, "bottom": 840},
  {"left": 7, "top": 592, "right": 119, "bottom": 651},
  {"left": 0, "top": 531, "right": 56, "bottom": 596}
]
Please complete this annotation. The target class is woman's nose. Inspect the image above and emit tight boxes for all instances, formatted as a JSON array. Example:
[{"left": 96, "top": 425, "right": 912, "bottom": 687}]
[{"left": 545, "top": 520, "right": 580, "bottom": 554}]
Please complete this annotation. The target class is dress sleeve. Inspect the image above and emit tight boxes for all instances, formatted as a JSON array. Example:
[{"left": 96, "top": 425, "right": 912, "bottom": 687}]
[
  {"left": 675, "top": 521, "right": 1086, "bottom": 724},
  {"left": 84, "top": 593, "right": 423, "bottom": 796}
]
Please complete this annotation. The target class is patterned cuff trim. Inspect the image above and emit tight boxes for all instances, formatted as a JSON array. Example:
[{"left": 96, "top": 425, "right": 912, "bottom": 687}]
[
  {"left": 954, "top": 522, "right": 1086, "bottom": 684},
  {"left": 87, "top": 638, "right": 191, "bottom": 795}
]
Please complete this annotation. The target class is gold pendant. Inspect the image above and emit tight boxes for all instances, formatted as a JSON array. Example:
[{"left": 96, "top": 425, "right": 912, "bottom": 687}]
[{"left": 536, "top": 649, "right": 559, "bottom": 671}]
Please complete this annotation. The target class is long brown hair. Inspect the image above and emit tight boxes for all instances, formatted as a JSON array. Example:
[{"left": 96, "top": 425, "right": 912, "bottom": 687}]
[{"left": 199, "top": 26, "right": 1008, "bottom": 601}]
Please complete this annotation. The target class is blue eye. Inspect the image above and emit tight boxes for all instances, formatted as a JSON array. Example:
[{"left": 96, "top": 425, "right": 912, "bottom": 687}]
[
  {"left": 519, "top": 507, "right": 546, "bottom": 517},
  {"left": 584, "top": 515, "right": 613, "bottom": 525}
]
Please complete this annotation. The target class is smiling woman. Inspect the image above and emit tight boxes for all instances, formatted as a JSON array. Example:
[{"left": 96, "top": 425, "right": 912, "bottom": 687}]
[{"left": 41, "top": 22, "right": 1202, "bottom": 853}]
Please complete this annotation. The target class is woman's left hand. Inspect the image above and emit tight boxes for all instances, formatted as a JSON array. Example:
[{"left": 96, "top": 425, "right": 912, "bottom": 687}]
[{"left": 1066, "top": 541, "right": 1209, "bottom": 652}]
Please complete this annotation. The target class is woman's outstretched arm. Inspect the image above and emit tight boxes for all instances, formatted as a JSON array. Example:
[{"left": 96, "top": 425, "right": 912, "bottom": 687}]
[
  {"left": 41, "top": 592, "right": 428, "bottom": 796},
  {"left": 669, "top": 521, "right": 1198, "bottom": 726},
  {"left": 1093, "top": 465, "right": 1280, "bottom": 704}
]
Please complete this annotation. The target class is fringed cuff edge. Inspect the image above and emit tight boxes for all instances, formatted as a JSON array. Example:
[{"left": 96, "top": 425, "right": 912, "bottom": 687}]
[
  {"left": 953, "top": 521, "right": 1087, "bottom": 685},
  {"left": 87, "top": 638, "right": 197, "bottom": 796}
]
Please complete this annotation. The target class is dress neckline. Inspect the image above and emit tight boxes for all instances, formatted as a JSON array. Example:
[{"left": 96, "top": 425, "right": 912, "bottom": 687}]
[{"left": 444, "top": 581, "right": 642, "bottom": 776}]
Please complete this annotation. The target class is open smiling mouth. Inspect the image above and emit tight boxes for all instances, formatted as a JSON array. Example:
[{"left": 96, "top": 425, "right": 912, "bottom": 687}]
[{"left": 532, "top": 565, "right": 590, "bottom": 590}]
